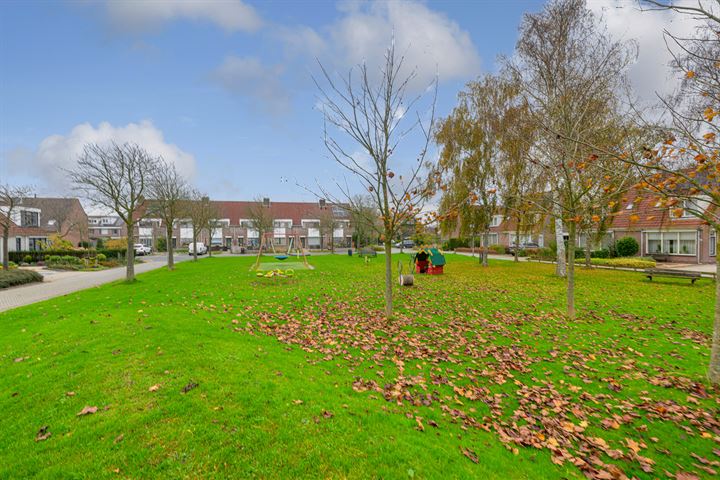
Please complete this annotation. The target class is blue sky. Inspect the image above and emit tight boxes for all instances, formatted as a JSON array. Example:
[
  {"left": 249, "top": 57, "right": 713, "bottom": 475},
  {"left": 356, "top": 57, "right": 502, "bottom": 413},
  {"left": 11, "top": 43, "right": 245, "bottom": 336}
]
[{"left": 0, "top": 0, "right": 685, "bottom": 201}]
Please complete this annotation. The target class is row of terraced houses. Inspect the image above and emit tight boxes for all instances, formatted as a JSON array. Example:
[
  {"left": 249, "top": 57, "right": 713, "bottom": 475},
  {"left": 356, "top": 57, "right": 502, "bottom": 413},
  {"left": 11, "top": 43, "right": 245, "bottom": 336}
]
[
  {"left": 1, "top": 194, "right": 717, "bottom": 264},
  {"left": 483, "top": 192, "right": 717, "bottom": 265}
]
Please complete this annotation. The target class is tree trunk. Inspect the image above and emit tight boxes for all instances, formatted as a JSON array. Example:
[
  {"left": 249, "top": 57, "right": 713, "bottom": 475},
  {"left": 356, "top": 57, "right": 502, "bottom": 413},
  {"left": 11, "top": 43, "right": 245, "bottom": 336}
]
[
  {"left": 584, "top": 245, "right": 591, "bottom": 268},
  {"left": 192, "top": 234, "right": 198, "bottom": 262},
  {"left": 514, "top": 229, "right": 520, "bottom": 263},
  {"left": 471, "top": 235, "right": 475, "bottom": 257},
  {"left": 709, "top": 228, "right": 720, "bottom": 385},
  {"left": 126, "top": 222, "right": 135, "bottom": 282},
  {"left": 166, "top": 225, "right": 175, "bottom": 271},
  {"left": 566, "top": 222, "right": 576, "bottom": 319},
  {"left": 2, "top": 229, "right": 8, "bottom": 271},
  {"left": 208, "top": 233, "right": 213, "bottom": 257},
  {"left": 555, "top": 216, "right": 566, "bottom": 277},
  {"left": 482, "top": 231, "right": 489, "bottom": 267},
  {"left": 384, "top": 239, "right": 393, "bottom": 319}
]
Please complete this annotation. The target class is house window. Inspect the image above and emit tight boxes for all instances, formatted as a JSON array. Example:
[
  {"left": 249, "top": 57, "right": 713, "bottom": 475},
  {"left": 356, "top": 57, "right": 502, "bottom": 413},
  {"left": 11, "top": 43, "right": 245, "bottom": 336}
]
[
  {"left": 487, "top": 233, "right": 499, "bottom": 245},
  {"left": 16, "top": 237, "right": 22, "bottom": 251},
  {"left": 274, "top": 220, "right": 292, "bottom": 229},
  {"left": 710, "top": 231, "right": 716, "bottom": 257},
  {"left": 238, "top": 237, "right": 245, "bottom": 246},
  {"left": 21, "top": 210, "right": 39, "bottom": 227},
  {"left": 28, "top": 237, "right": 46, "bottom": 251},
  {"left": 490, "top": 215, "right": 503, "bottom": 228},
  {"left": 647, "top": 231, "right": 697, "bottom": 256},
  {"left": 225, "top": 237, "right": 232, "bottom": 248}
]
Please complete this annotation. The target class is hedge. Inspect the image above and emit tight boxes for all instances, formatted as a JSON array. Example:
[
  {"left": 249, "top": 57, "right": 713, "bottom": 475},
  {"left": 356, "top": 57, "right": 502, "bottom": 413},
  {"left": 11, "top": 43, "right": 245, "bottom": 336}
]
[
  {"left": 590, "top": 257, "right": 656, "bottom": 269},
  {"left": 9, "top": 249, "right": 127, "bottom": 263},
  {"left": 0, "top": 269, "right": 43, "bottom": 289}
]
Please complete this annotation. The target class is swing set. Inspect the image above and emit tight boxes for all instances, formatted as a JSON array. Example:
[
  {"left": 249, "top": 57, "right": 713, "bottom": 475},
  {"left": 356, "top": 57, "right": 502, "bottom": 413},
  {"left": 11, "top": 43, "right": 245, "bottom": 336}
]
[{"left": 251, "top": 232, "right": 314, "bottom": 272}]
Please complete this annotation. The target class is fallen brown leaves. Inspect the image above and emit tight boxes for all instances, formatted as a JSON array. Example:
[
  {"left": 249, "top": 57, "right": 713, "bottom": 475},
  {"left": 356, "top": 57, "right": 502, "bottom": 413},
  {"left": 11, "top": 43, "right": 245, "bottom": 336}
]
[
  {"left": 34, "top": 426, "right": 51, "bottom": 442},
  {"left": 236, "top": 279, "right": 719, "bottom": 479},
  {"left": 76, "top": 405, "right": 98, "bottom": 416}
]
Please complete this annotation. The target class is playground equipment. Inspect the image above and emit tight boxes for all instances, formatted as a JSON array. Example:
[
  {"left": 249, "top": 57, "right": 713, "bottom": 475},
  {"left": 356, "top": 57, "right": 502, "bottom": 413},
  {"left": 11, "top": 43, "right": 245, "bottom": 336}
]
[
  {"left": 414, "top": 247, "right": 446, "bottom": 275},
  {"left": 398, "top": 259, "right": 414, "bottom": 286},
  {"left": 252, "top": 232, "right": 313, "bottom": 271}
]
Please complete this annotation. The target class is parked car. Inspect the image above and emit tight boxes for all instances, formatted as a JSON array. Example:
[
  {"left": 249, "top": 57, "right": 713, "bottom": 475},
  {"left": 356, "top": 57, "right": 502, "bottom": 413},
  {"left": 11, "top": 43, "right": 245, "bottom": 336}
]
[
  {"left": 188, "top": 242, "right": 208, "bottom": 255},
  {"left": 508, "top": 242, "right": 540, "bottom": 253},
  {"left": 394, "top": 239, "right": 415, "bottom": 249},
  {"left": 133, "top": 243, "right": 151, "bottom": 256}
]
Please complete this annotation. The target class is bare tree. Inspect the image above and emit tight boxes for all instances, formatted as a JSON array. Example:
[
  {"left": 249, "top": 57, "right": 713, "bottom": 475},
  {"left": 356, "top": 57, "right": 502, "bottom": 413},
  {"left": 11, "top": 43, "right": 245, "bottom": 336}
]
[
  {"left": 314, "top": 41, "right": 437, "bottom": 318},
  {"left": 147, "top": 159, "right": 190, "bottom": 270},
  {"left": 0, "top": 184, "right": 33, "bottom": 270},
  {"left": 66, "top": 143, "right": 155, "bottom": 282},
  {"left": 39, "top": 198, "right": 85, "bottom": 243},
  {"left": 506, "top": 0, "right": 637, "bottom": 319},
  {"left": 203, "top": 203, "right": 222, "bottom": 257},
  {"left": 348, "top": 195, "right": 379, "bottom": 248},
  {"left": 186, "top": 192, "right": 213, "bottom": 261},
  {"left": 247, "top": 197, "right": 275, "bottom": 250},
  {"left": 318, "top": 207, "right": 339, "bottom": 253}
]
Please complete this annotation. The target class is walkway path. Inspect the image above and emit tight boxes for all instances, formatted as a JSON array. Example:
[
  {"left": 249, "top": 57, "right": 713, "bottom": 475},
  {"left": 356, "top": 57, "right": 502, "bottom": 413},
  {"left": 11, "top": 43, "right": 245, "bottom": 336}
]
[{"left": 0, "top": 254, "right": 194, "bottom": 313}]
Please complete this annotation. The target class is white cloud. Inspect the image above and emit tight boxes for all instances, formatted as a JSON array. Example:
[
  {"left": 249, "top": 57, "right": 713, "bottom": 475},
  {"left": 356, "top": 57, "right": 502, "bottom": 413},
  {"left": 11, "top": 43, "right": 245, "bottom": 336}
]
[
  {"left": 6, "top": 120, "right": 196, "bottom": 192},
  {"left": 281, "top": 0, "right": 481, "bottom": 89},
  {"left": 588, "top": 0, "right": 701, "bottom": 104},
  {"left": 209, "top": 55, "right": 291, "bottom": 114},
  {"left": 104, "top": 0, "right": 262, "bottom": 33}
]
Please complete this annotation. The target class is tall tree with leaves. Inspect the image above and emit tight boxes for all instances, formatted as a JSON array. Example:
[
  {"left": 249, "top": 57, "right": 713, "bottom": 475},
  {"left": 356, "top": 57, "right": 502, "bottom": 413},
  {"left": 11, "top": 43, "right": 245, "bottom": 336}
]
[
  {"left": 314, "top": 42, "right": 437, "bottom": 318},
  {"left": 0, "top": 184, "right": 33, "bottom": 270},
  {"left": 67, "top": 143, "right": 155, "bottom": 282},
  {"left": 147, "top": 159, "right": 190, "bottom": 270},
  {"left": 506, "top": 0, "right": 636, "bottom": 318},
  {"left": 436, "top": 74, "right": 523, "bottom": 266}
]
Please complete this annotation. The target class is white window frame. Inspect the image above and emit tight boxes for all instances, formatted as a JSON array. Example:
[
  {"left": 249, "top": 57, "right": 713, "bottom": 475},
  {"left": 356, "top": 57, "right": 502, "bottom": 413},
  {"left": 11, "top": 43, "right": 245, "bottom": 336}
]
[
  {"left": 490, "top": 215, "right": 503, "bottom": 228},
  {"left": 645, "top": 230, "right": 697, "bottom": 256},
  {"left": 711, "top": 231, "right": 716, "bottom": 257}
]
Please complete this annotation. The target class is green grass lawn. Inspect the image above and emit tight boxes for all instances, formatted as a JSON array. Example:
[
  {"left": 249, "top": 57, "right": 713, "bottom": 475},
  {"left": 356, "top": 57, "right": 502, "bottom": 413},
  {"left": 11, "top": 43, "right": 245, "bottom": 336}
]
[{"left": 1, "top": 254, "right": 718, "bottom": 479}]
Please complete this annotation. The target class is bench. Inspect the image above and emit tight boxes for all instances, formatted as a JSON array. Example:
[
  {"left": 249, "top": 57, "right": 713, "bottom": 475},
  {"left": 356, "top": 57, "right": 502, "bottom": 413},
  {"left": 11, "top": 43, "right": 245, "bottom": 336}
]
[{"left": 644, "top": 268, "right": 702, "bottom": 284}]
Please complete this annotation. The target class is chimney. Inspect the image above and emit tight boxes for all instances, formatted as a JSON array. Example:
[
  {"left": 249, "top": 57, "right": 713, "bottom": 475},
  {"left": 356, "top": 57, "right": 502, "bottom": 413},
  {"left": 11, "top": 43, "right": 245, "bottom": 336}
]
[
  {"left": 263, "top": 197, "right": 270, "bottom": 207},
  {"left": 319, "top": 198, "right": 326, "bottom": 209}
]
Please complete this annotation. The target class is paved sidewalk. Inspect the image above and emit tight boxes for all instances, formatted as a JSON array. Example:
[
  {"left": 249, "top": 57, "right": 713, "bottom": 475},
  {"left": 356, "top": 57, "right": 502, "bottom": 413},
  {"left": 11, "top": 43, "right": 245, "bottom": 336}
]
[{"left": 0, "top": 254, "right": 193, "bottom": 313}]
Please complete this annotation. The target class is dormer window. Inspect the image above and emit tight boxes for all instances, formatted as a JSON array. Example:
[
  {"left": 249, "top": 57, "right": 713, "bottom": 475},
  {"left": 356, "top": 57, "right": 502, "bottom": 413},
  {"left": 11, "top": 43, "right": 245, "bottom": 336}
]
[{"left": 20, "top": 210, "right": 39, "bottom": 227}]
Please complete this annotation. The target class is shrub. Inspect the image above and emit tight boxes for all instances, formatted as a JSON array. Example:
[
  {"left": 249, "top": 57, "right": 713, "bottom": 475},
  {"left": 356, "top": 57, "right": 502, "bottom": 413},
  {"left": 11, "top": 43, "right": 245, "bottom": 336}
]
[
  {"left": 61, "top": 255, "right": 82, "bottom": 265},
  {"left": 105, "top": 238, "right": 128, "bottom": 250},
  {"left": 590, "top": 257, "right": 655, "bottom": 269},
  {"left": 489, "top": 244, "right": 506, "bottom": 254},
  {"left": 527, "top": 248, "right": 557, "bottom": 261},
  {"left": 0, "top": 269, "right": 43, "bottom": 289},
  {"left": 23, "top": 255, "right": 33, "bottom": 264},
  {"left": 607, "top": 241, "right": 618, "bottom": 258},
  {"left": 442, "top": 238, "right": 469, "bottom": 251},
  {"left": 591, "top": 249, "right": 610, "bottom": 259},
  {"left": 47, "top": 234, "right": 74, "bottom": 250},
  {"left": 95, "top": 238, "right": 105, "bottom": 249},
  {"left": 615, "top": 236, "right": 639, "bottom": 257},
  {"left": 46, "top": 255, "right": 62, "bottom": 264},
  {"left": 156, "top": 237, "right": 167, "bottom": 252},
  {"left": 7, "top": 261, "right": 18, "bottom": 269},
  {"left": 96, "top": 253, "right": 107, "bottom": 262}
]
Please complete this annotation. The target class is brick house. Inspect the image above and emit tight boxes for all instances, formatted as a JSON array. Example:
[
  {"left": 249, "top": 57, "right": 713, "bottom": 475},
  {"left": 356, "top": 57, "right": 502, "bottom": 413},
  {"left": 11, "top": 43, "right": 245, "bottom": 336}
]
[
  {"left": 608, "top": 192, "right": 717, "bottom": 264},
  {"left": 0, "top": 197, "right": 88, "bottom": 256}
]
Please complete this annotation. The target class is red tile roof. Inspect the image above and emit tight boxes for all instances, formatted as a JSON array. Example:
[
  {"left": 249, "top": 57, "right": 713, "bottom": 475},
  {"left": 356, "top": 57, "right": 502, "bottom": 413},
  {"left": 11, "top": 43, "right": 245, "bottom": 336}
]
[{"left": 610, "top": 190, "right": 707, "bottom": 230}]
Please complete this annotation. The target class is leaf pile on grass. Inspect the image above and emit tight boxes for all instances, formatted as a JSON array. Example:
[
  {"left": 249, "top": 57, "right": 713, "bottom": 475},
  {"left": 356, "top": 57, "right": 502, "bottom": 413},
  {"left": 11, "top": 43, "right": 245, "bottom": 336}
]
[
  {"left": 237, "top": 275, "right": 719, "bottom": 480},
  {"left": 0, "top": 269, "right": 42, "bottom": 289}
]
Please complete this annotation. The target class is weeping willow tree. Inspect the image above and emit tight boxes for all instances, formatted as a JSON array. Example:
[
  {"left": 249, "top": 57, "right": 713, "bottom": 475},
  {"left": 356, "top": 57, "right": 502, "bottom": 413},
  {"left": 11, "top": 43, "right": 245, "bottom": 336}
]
[{"left": 435, "top": 74, "right": 523, "bottom": 266}]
